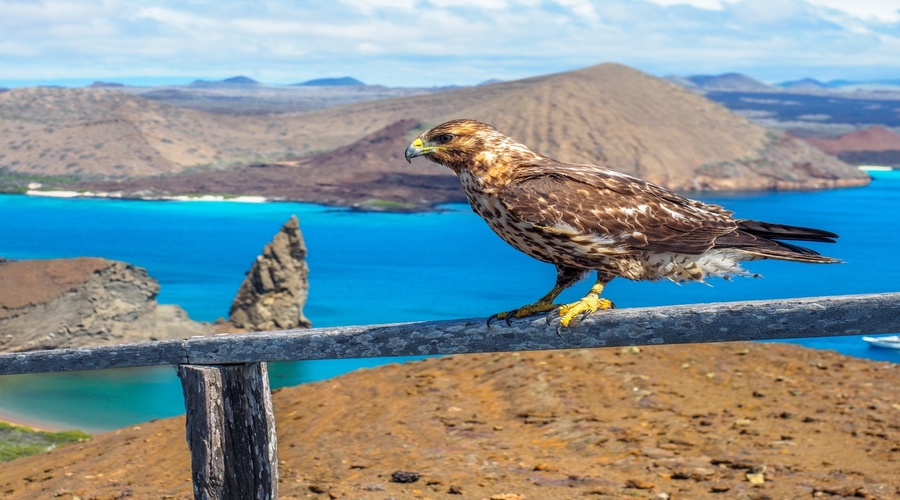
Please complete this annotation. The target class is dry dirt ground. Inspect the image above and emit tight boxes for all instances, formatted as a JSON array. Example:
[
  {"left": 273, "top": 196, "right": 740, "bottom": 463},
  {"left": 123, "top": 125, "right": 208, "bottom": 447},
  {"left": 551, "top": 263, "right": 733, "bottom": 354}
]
[{"left": 1, "top": 341, "right": 899, "bottom": 500}]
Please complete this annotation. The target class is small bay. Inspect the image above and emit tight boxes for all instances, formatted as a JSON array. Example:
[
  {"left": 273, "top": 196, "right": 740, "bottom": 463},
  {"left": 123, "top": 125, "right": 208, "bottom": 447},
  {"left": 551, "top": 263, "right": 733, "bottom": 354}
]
[{"left": 1, "top": 171, "right": 898, "bottom": 431}]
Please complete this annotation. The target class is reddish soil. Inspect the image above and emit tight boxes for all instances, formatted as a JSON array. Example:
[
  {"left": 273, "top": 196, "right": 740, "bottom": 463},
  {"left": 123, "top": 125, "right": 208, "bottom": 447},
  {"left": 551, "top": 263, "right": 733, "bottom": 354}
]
[
  {"left": 2, "top": 342, "right": 898, "bottom": 500},
  {"left": 802, "top": 126, "right": 900, "bottom": 155},
  {"left": 0, "top": 258, "right": 109, "bottom": 310}
]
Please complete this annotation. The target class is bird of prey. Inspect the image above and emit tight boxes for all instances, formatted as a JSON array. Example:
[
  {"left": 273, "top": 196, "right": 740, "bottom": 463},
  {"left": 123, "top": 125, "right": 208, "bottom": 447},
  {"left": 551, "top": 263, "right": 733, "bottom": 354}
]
[{"left": 405, "top": 119, "right": 840, "bottom": 331}]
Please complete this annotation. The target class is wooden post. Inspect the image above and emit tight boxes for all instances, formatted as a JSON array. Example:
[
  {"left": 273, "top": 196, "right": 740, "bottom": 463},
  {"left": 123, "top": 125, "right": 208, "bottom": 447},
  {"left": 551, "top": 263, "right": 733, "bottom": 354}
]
[{"left": 178, "top": 362, "right": 278, "bottom": 500}]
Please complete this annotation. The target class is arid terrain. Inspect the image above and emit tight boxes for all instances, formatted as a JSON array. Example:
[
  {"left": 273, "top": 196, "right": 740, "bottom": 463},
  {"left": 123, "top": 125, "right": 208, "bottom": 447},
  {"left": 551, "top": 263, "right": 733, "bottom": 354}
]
[
  {"left": 1, "top": 341, "right": 898, "bottom": 499},
  {"left": 2, "top": 64, "right": 868, "bottom": 206}
]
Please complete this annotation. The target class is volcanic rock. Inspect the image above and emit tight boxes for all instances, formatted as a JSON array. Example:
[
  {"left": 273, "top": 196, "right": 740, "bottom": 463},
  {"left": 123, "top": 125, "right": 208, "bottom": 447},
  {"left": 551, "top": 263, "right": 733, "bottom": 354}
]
[
  {"left": 228, "top": 216, "right": 311, "bottom": 331},
  {"left": 0, "top": 257, "right": 209, "bottom": 352}
]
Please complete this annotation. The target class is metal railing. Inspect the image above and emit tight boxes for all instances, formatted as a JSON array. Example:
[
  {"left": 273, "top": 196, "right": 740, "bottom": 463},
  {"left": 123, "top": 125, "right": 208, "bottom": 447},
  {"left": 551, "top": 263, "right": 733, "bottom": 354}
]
[{"left": 2, "top": 292, "right": 899, "bottom": 500}]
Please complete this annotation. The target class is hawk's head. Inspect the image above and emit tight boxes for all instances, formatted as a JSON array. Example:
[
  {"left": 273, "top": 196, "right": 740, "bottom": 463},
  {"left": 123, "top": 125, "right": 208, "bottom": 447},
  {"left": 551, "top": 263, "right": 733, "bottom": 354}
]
[{"left": 405, "top": 119, "right": 534, "bottom": 175}]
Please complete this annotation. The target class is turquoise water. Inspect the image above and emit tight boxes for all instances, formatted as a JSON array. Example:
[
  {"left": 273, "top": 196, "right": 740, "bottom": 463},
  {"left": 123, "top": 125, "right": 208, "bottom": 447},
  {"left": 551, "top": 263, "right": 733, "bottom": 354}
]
[{"left": 1, "top": 171, "right": 898, "bottom": 431}]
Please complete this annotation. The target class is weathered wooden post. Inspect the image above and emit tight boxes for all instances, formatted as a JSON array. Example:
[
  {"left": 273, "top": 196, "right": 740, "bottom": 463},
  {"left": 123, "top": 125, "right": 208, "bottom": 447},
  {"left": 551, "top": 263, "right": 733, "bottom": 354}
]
[{"left": 177, "top": 362, "right": 278, "bottom": 500}]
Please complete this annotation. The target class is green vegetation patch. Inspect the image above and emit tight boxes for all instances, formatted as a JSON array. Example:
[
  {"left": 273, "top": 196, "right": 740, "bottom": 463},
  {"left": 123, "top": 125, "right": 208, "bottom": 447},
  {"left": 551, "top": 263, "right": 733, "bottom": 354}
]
[
  {"left": 0, "top": 168, "right": 81, "bottom": 194},
  {"left": 360, "top": 199, "right": 420, "bottom": 210},
  {"left": 351, "top": 199, "right": 433, "bottom": 213},
  {"left": 0, "top": 421, "right": 91, "bottom": 462}
]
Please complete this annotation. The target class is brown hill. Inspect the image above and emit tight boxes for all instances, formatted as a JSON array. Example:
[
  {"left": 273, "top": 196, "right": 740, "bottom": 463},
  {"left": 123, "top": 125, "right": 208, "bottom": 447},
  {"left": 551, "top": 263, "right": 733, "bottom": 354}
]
[
  {"left": 465, "top": 66, "right": 865, "bottom": 190},
  {"left": 2, "top": 64, "right": 868, "bottom": 194},
  {"left": 0, "top": 87, "right": 358, "bottom": 179},
  {"left": 802, "top": 126, "right": 900, "bottom": 154},
  {"left": 282, "top": 63, "right": 868, "bottom": 192},
  {"left": 2, "top": 342, "right": 898, "bottom": 499}
]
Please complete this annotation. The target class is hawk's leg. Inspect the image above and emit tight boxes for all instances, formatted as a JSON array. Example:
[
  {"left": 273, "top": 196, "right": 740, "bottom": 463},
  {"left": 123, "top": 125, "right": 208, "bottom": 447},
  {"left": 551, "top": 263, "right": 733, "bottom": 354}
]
[
  {"left": 548, "top": 272, "right": 616, "bottom": 333},
  {"left": 487, "top": 266, "right": 587, "bottom": 327}
]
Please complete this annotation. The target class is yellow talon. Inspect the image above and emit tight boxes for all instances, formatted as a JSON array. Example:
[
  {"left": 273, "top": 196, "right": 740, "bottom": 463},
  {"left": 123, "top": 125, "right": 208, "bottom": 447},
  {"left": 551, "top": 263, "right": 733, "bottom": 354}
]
[
  {"left": 556, "top": 297, "right": 615, "bottom": 328},
  {"left": 487, "top": 301, "right": 557, "bottom": 326},
  {"left": 509, "top": 301, "right": 557, "bottom": 318},
  {"left": 487, "top": 271, "right": 615, "bottom": 331}
]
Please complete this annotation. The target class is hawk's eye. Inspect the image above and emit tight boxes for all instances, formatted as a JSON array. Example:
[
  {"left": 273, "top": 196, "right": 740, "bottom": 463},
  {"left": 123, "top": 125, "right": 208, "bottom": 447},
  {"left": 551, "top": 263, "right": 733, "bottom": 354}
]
[{"left": 434, "top": 133, "right": 453, "bottom": 145}]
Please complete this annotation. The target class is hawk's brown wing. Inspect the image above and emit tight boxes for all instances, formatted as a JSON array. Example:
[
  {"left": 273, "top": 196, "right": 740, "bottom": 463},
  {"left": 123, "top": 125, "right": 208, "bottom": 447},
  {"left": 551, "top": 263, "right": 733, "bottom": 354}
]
[{"left": 497, "top": 160, "right": 744, "bottom": 256}]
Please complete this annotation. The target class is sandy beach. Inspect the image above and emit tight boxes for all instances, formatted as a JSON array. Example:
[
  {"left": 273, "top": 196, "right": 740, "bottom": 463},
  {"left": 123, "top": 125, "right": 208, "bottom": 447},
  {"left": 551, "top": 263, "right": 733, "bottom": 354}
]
[
  {"left": 25, "top": 190, "right": 268, "bottom": 203},
  {"left": 0, "top": 411, "right": 57, "bottom": 432}
]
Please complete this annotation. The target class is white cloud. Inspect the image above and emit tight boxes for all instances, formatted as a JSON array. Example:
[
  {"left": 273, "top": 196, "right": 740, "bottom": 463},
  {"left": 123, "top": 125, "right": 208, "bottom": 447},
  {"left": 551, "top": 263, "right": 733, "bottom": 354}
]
[
  {"left": 337, "top": 0, "right": 419, "bottom": 14},
  {"left": 644, "top": 0, "right": 737, "bottom": 9},
  {"left": 807, "top": 0, "right": 900, "bottom": 22},
  {"left": 647, "top": 0, "right": 900, "bottom": 22},
  {"left": 1, "top": 0, "right": 899, "bottom": 86},
  {"left": 133, "top": 7, "right": 215, "bottom": 30}
]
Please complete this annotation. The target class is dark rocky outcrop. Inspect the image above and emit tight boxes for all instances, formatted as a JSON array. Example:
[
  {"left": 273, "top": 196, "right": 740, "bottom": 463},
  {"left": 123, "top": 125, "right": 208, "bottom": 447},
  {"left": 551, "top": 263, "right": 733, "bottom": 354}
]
[
  {"left": 0, "top": 217, "right": 313, "bottom": 350},
  {"left": 228, "top": 216, "right": 311, "bottom": 332},
  {"left": 0, "top": 258, "right": 209, "bottom": 352}
]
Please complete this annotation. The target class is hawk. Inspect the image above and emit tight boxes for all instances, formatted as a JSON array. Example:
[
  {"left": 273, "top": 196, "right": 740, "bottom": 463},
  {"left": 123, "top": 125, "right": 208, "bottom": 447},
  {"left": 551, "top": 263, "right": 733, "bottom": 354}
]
[{"left": 405, "top": 119, "right": 839, "bottom": 331}]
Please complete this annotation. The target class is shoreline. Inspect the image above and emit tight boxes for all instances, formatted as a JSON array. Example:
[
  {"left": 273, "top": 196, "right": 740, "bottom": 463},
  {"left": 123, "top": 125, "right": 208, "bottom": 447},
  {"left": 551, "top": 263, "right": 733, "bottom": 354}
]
[
  {"left": 18, "top": 189, "right": 445, "bottom": 213},
  {"left": 15, "top": 164, "right": 894, "bottom": 213},
  {"left": 0, "top": 408, "right": 62, "bottom": 432},
  {"left": 24, "top": 190, "right": 269, "bottom": 203}
]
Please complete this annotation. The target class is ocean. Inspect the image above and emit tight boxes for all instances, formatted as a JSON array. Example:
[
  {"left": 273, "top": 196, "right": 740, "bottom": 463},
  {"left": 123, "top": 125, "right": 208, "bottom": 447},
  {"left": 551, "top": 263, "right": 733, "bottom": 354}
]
[{"left": 1, "top": 171, "right": 898, "bottom": 432}]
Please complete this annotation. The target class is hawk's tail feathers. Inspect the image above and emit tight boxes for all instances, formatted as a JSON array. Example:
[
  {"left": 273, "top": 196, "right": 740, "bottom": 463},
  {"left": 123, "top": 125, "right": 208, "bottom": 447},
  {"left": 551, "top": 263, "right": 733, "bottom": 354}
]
[
  {"left": 732, "top": 220, "right": 842, "bottom": 264},
  {"left": 741, "top": 245, "right": 843, "bottom": 264},
  {"left": 737, "top": 220, "right": 838, "bottom": 243}
]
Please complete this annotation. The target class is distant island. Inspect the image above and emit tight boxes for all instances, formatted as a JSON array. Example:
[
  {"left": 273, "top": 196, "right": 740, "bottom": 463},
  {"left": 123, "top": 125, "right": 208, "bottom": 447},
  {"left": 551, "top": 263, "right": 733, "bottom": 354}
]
[
  {"left": 666, "top": 72, "right": 774, "bottom": 91},
  {"left": 88, "top": 81, "right": 125, "bottom": 88},
  {"left": 190, "top": 75, "right": 259, "bottom": 86},
  {"left": 293, "top": 76, "right": 365, "bottom": 86}
]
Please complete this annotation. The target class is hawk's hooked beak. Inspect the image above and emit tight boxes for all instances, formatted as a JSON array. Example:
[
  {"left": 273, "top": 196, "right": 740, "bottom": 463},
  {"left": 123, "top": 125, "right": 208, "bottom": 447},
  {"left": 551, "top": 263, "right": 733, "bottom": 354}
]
[{"left": 405, "top": 137, "right": 432, "bottom": 163}]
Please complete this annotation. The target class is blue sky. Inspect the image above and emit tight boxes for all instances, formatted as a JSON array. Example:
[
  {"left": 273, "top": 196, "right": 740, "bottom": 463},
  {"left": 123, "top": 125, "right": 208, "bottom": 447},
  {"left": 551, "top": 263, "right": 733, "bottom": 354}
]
[{"left": 1, "top": 0, "right": 899, "bottom": 87}]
